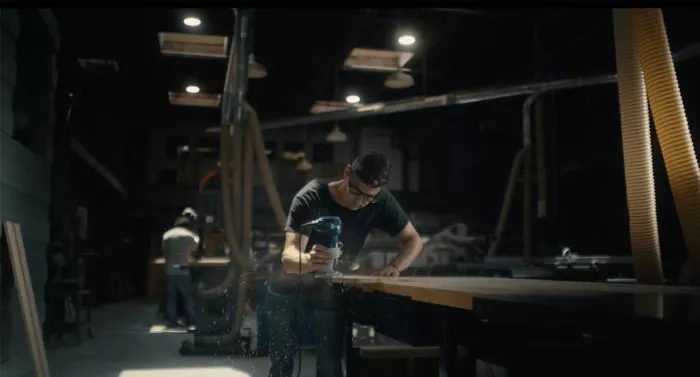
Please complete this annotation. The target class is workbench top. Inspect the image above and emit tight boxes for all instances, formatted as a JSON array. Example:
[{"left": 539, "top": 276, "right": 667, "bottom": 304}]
[
  {"left": 332, "top": 276, "right": 700, "bottom": 317},
  {"left": 150, "top": 257, "right": 230, "bottom": 266}
]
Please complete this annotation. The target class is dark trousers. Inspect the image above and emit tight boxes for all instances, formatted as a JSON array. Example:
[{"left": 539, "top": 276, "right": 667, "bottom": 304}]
[
  {"left": 265, "top": 284, "right": 345, "bottom": 377},
  {"left": 165, "top": 274, "right": 195, "bottom": 325}
]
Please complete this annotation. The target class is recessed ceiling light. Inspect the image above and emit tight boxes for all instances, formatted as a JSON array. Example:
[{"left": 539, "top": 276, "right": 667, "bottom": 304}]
[
  {"left": 183, "top": 17, "right": 201, "bottom": 27},
  {"left": 346, "top": 94, "right": 361, "bottom": 104},
  {"left": 185, "top": 85, "right": 200, "bottom": 94},
  {"left": 398, "top": 35, "right": 416, "bottom": 46}
]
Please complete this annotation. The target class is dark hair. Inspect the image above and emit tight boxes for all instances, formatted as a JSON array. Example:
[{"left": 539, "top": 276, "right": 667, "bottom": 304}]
[
  {"left": 351, "top": 152, "right": 391, "bottom": 188},
  {"left": 174, "top": 216, "right": 194, "bottom": 229}
]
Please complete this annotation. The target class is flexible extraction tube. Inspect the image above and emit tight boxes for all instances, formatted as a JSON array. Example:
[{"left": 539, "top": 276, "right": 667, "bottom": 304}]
[
  {"left": 245, "top": 102, "right": 287, "bottom": 231},
  {"left": 631, "top": 8, "right": 700, "bottom": 286},
  {"left": 613, "top": 9, "right": 664, "bottom": 285}
]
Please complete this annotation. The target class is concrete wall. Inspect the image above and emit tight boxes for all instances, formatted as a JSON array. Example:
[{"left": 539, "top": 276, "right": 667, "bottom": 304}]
[{"left": 0, "top": 8, "right": 59, "bottom": 377}]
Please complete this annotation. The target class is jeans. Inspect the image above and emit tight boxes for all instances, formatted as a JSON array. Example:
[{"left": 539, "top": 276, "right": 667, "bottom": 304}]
[
  {"left": 265, "top": 283, "right": 345, "bottom": 377},
  {"left": 165, "top": 274, "right": 195, "bottom": 325}
]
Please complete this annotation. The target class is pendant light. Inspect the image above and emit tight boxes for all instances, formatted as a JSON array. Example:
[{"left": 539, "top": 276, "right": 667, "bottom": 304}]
[
  {"left": 297, "top": 128, "right": 313, "bottom": 171},
  {"left": 384, "top": 57, "right": 414, "bottom": 89},
  {"left": 248, "top": 54, "right": 267, "bottom": 79},
  {"left": 327, "top": 124, "right": 347, "bottom": 143},
  {"left": 297, "top": 157, "right": 312, "bottom": 172},
  {"left": 247, "top": 14, "right": 267, "bottom": 79}
]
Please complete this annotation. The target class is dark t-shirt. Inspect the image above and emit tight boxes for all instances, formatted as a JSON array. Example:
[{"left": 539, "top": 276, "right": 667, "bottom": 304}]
[{"left": 269, "top": 179, "right": 410, "bottom": 294}]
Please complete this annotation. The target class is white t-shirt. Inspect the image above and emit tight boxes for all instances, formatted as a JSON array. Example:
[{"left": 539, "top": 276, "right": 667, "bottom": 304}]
[{"left": 162, "top": 227, "right": 200, "bottom": 276}]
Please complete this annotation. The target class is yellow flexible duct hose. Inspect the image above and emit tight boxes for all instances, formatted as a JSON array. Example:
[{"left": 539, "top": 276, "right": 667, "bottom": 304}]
[
  {"left": 613, "top": 9, "right": 664, "bottom": 285},
  {"left": 631, "top": 8, "right": 700, "bottom": 285}
]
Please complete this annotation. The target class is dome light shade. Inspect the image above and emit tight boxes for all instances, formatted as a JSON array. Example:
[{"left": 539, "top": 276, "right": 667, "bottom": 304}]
[
  {"left": 346, "top": 94, "right": 361, "bottom": 104},
  {"left": 384, "top": 71, "right": 415, "bottom": 89},
  {"left": 248, "top": 54, "right": 267, "bottom": 79},
  {"left": 327, "top": 125, "right": 347, "bottom": 143},
  {"left": 185, "top": 85, "right": 201, "bottom": 93},
  {"left": 297, "top": 158, "right": 313, "bottom": 171}
]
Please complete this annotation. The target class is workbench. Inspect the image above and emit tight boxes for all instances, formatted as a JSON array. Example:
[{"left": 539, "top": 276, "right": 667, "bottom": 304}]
[{"left": 332, "top": 276, "right": 700, "bottom": 377}]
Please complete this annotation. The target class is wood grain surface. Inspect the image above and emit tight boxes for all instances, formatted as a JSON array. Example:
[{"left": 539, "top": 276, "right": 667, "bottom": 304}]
[
  {"left": 332, "top": 276, "right": 700, "bottom": 310},
  {"left": 150, "top": 257, "right": 231, "bottom": 266}
]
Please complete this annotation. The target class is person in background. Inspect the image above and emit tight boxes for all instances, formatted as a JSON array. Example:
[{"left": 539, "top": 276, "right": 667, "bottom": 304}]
[
  {"left": 162, "top": 215, "right": 199, "bottom": 329},
  {"left": 182, "top": 207, "right": 198, "bottom": 222},
  {"left": 266, "top": 151, "right": 424, "bottom": 377}
]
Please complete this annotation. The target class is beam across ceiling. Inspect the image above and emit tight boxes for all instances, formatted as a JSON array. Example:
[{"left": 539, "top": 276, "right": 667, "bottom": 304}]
[{"left": 206, "top": 40, "right": 700, "bottom": 133}]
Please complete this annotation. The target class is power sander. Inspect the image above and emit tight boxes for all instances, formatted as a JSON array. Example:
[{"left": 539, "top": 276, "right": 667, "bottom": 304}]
[{"left": 301, "top": 216, "right": 343, "bottom": 277}]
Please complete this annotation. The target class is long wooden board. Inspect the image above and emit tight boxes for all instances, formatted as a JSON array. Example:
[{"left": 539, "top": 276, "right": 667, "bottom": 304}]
[
  {"left": 332, "top": 275, "right": 700, "bottom": 310},
  {"left": 3, "top": 222, "right": 50, "bottom": 377},
  {"left": 149, "top": 257, "right": 230, "bottom": 266}
]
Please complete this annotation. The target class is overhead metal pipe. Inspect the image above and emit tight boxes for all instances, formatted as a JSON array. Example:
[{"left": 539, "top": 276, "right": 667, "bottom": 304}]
[
  {"left": 205, "top": 41, "right": 700, "bottom": 134},
  {"left": 233, "top": 9, "right": 252, "bottom": 124},
  {"left": 257, "top": 76, "right": 616, "bottom": 131},
  {"left": 221, "top": 10, "right": 238, "bottom": 124}
]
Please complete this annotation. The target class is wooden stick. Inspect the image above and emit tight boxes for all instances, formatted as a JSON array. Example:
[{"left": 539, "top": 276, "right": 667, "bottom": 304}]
[{"left": 3, "top": 222, "right": 50, "bottom": 377}]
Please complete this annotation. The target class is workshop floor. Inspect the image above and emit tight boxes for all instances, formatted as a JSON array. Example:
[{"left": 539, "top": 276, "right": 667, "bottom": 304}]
[{"left": 44, "top": 300, "right": 317, "bottom": 377}]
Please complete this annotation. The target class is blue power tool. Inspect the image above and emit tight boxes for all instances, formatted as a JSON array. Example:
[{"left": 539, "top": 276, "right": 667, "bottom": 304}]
[{"left": 301, "top": 216, "right": 343, "bottom": 277}]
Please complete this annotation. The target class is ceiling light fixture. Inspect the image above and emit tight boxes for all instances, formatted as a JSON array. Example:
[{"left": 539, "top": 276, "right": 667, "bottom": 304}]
[
  {"left": 346, "top": 94, "right": 361, "bottom": 104},
  {"left": 384, "top": 71, "right": 415, "bottom": 89},
  {"left": 185, "top": 85, "right": 200, "bottom": 94},
  {"left": 297, "top": 158, "right": 313, "bottom": 172},
  {"left": 183, "top": 17, "right": 201, "bottom": 27},
  {"left": 326, "top": 124, "right": 347, "bottom": 143},
  {"left": 384, "top": 56, "right": 415, "bottom": 89},
  {"left": 248, "top": 54, "right": 267, "bottom": 79},
  {"left": 398, "top": 34, "right": 416, "bottom": 46}
]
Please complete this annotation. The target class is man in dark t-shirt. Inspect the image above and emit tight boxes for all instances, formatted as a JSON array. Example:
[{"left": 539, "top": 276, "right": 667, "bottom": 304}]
[{"left": 265, "top": 152, "right": 423, "bottom": 377}]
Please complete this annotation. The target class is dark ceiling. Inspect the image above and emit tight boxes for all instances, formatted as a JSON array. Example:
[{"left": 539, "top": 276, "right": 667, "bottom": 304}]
[
  {"left": 52, "top": 7, "right": 687, "bottom": 128},
  {"left": 52, "top": 8, "right": 700, "bottom": 126}
]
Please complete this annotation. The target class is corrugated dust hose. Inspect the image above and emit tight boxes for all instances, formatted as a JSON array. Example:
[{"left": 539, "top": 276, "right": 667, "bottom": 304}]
[
  {"left": 631, "top": 8, "right": 700, "bottom": 285},
  {"left": 613, "top": 9, "right": 664, "bottom": 284}
]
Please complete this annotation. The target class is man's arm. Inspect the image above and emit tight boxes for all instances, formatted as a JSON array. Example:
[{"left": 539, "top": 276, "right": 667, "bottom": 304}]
[
  {"left": 279, "top": 182, "right": 333, "bottom": 274},
  {"left": 187, "top": 235, "right": 200, "bottom": 264},
  {"left": 372, "top": 192, "right": 423, "bottom": 276},
  {"left": 387, "top": 222, "right": 422, "bottom": 272},
  {"left": 281, "top": 232, "right": 311, "bottom": 274},
  {"left": 282, "top": 232, "right": 335, "bottom": 274}
]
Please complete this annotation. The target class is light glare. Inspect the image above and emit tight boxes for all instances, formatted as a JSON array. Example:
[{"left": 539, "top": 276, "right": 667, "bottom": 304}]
[
  {"left": 185, "top": 85, "right": 200, "bottom": 94},
  {"left": 346, "top": 95, "right": 360, "bottom": 104}
]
